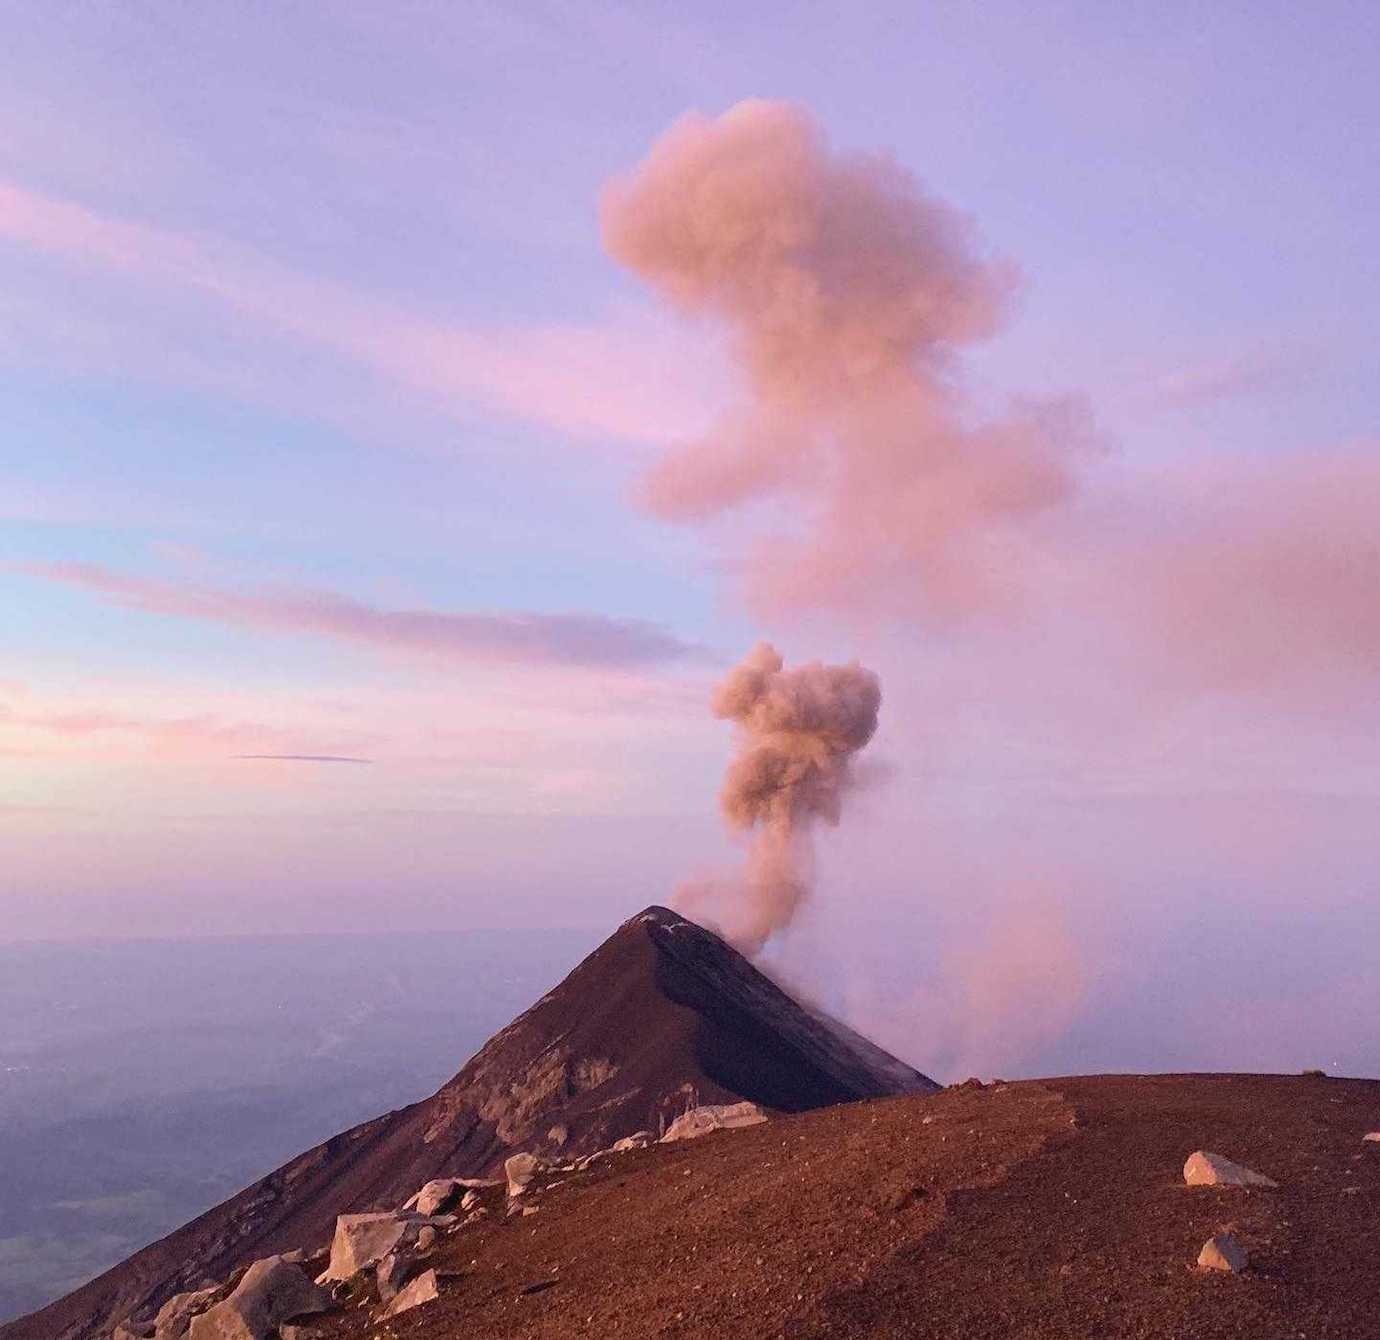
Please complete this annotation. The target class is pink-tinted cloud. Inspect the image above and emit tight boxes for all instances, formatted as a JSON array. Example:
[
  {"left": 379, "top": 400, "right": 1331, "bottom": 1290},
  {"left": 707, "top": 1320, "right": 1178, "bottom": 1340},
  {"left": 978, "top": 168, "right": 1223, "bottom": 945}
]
[
  {"left": 0, "top": 175, "right": 721, "bottom": 446},
  {"left": 602, "top": 100, "right": 1090, "bottom": 619},
  {"left": 0, "top": 698, "right": 335, "bottom": 759},
  {"left": 1079, "top": 444, "right": 1380, "bottom": 699},
  {"left": 21, "top": 561, "right": 700, "bottom": 668}
]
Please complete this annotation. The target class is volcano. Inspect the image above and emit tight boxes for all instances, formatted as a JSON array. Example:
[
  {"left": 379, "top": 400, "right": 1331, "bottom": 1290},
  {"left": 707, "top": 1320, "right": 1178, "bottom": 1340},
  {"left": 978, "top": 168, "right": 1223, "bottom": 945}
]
[{"left": 3, "top": 906, "right": 935, "bottom": 1340}]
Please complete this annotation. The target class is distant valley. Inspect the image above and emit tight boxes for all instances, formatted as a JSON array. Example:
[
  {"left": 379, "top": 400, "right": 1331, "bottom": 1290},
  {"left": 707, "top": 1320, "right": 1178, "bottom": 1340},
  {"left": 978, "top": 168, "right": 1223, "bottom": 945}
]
[{"left": 0, "top": 928, "right": 596, "bottom": 1323}]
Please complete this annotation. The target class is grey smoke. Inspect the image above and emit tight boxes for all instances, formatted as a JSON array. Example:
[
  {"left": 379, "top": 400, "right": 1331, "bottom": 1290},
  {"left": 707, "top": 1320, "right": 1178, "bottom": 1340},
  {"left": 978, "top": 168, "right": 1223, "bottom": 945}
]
[{"left": 677, "top": 642, "right": 881, "bottom": 953}]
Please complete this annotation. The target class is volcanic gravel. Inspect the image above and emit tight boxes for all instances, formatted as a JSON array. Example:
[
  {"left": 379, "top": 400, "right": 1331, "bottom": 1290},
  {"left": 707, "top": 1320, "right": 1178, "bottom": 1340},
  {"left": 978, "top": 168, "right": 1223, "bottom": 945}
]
[{"left": 311, "top": 1073, "right": 1380, "bottom": 1340}]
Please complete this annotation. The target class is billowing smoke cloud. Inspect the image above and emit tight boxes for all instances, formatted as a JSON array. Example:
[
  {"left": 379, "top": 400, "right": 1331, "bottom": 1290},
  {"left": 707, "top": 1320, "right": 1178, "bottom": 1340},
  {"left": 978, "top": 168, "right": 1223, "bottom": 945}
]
[
  {"left": 676, "top": 642, "right": 881, "bottom": 953},
  {"left": 611, "top": 103, "right": 1380, "bottom": 1077},
  {"left": 602, "top": 99, "right": 1083, "bottom": 618}
]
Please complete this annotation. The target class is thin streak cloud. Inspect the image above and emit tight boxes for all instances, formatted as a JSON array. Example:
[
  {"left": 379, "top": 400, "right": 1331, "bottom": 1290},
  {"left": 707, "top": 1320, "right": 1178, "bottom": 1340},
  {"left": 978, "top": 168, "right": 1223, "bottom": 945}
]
[
  {"left": 21, "top": 561, "right": 702, "bottom": 669},
  {"left": 234, "top": 754, "right": 373, "bottom": 764}
]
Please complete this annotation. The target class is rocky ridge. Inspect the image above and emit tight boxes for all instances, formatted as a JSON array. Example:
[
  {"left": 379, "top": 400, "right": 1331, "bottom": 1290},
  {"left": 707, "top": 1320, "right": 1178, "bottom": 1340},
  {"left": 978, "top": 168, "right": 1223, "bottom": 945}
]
[{"left": 0, "top": 907, "right": 934, "bottom": 1340}]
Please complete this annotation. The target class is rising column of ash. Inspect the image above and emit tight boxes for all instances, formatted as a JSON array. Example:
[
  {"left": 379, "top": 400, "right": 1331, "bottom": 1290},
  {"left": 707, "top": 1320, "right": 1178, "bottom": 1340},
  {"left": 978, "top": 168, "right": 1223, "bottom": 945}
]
[{"left": 677, "top": 642, "right": 881, "bottom": 954}]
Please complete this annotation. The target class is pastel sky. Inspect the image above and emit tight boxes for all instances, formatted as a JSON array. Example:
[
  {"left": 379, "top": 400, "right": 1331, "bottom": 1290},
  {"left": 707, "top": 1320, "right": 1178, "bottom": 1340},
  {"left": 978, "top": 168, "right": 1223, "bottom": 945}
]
[{"left": 3, "top": 3, "right": 1378, "bottom": 1077}]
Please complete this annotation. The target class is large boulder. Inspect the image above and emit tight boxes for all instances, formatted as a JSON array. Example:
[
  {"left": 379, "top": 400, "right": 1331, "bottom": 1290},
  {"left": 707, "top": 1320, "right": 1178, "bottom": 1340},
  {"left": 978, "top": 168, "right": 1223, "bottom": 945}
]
[
  {"left": 383, "top": 1268, "right": 439, "bottom": 1318},
  {"left": 1198, "top": 1233, "right": 1249, "bottom": 1273},
  {"left": 319, "top": 1213, "right": 409, "bottom": 1281},
  {"left": 661, "top": 1101, "right": 767, "bottom": 1143},
  {"left": 186, "top": 1257, "right": 331, "bottom": 1340},
  {"left": 153, "top": 1285, "right": 225, "bottom": 1339},
  {"left": 1183, "top": 1150, "right": 1278, "bottom": 1188},
  {"left": 318, "top": 1212, "right": 449, "bottom": 1281}
]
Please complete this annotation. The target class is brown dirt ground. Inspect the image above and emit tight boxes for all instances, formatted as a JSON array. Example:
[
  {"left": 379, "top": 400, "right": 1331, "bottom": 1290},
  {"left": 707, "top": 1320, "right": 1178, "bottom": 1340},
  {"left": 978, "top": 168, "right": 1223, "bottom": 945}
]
[{"left": 306, "top": 1073, "right": 1380, "bottom": 1340}]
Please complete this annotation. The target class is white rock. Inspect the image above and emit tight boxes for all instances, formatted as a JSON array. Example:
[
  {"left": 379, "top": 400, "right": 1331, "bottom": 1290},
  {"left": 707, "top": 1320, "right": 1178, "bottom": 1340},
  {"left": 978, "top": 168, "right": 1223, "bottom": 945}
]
[
  {"left": 383, "top": 1268, "right": 438, "bottom": 1318},
  {"left": 401, "top": 1176, "right": 501, "bottom": 1212},
  {"left": 187, "top": 1257, "right": 331, "bottom": 1340},
  {"left": 1183, "top": 1150, "right": 1278, "bottom": 1188},
  {"left": 459, "top": 1189, "right": 481, "bottom": 1211},
  {"left": 660, "top": 1102, "right": 767, "bottom": 1143},
  {"left": 408, "top": 1179, "right": 462, "bottom": 1216},
  {"left": 611, "top": 1131, "right": 654, "bottom": 1152},
  {"left": 1198, "top": 1233, "right": 1249, "bottom": 1272},
  {"left": 318, "top": 1213, "right": 407, "bottom": 1281},
  {"left": 505, "top": 1152, "right": 545, "bottom": 1198},
  {"left": 1363, "top": 1132, "right": 1380, "bottom": 1143},
  {"left": 318, "top": 1212, "right": 448, "bottom": 1281}
]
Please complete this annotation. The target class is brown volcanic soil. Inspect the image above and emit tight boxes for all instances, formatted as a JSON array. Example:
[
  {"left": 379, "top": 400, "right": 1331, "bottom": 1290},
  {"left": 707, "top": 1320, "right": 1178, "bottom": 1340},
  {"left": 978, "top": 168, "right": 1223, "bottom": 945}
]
[{"left": 311, "top": 1074, "right": 1380, "bottom": 1340}]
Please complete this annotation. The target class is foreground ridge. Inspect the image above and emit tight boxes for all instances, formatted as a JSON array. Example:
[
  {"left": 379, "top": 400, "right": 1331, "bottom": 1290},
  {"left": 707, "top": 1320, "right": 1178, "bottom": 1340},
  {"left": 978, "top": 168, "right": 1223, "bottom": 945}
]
[{"left": 49, "top": 1073, "right": 1380, "bottom": 1340}]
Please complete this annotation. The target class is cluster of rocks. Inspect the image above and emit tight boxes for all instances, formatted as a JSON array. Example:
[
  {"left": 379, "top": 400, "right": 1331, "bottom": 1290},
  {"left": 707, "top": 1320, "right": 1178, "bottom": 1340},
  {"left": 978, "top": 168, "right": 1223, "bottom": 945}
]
[
  {"left": 501, "top": 1101, "right": 767, "bottom": 1205},
  {"left": 1182, "top": 1148, "right": 1279, "bottom": 1275},
  {"left": 1182, "top": 1131, "right": 1378, "bottom": 1274},
  {"left": 112, "top": 1254, "right": 333, "bottom": 1340},
  {"left": 108, "top": 1102, "right": 768, "bottom": 1340}
]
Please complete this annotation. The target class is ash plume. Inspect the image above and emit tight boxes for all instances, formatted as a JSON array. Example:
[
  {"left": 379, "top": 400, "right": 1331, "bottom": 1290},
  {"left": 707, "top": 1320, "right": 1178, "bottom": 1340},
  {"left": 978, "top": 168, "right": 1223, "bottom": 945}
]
[
  {"left": 602, "top": 99, "right": 1080, "bottom": 618},
  {"left": 677, "top": 642, "right": 881, "bottom": 954},
  {"left": 613, "top": 103, "right": 1380, "bottom": 1077}
]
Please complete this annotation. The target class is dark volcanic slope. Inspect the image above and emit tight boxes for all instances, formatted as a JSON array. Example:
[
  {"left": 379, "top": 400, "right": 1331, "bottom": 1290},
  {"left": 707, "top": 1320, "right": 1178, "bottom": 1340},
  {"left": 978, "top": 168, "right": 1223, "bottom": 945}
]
[
  {"left": 3, "top": 907, "right": 934, "bottom": 1340},
  {"left": 304, "top": 1072, "right": 1380, "bottom": 1340}
]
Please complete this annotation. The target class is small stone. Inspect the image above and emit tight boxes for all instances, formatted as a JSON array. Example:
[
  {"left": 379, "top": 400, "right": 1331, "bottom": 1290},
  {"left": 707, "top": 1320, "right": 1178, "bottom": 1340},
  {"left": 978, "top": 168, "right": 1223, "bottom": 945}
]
[
  {"left": 1183, "top": 1151, "right": 1278, "bottom": 1188},
  {"left": 376, "top": 1252, "right": 412, "bottom": 1304},
  {"left": 412, "top": 1178, "right": 473, "bottom": 1215},
  {"left": 416, "top": 1225, "right": 438, "bottom": 1253},
  {"left": 1198, "top": 1233, "right": 1248, "bottom": 1273},
  {"left": 1363, "top": 1132, "right": 1380, "bottom": 1143}
]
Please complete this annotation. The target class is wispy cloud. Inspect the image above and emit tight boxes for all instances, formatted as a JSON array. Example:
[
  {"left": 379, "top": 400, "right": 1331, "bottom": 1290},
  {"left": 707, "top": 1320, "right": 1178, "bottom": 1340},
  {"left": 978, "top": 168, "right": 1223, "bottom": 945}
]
[
  {"left": 0, "top": 699, "right": 325, "bottom": 757},
  {"left": 0, "top": 175, "right": 721, "bottom": 446},
  {"left": 21, "top": 561, "right": 702, "bottom": 669},
  {"left": 1138, "top": 344, "right": 1313, "bottom": 411},
  {"left": 235, "top": 753, "right": 372, "bottom": 764}
]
